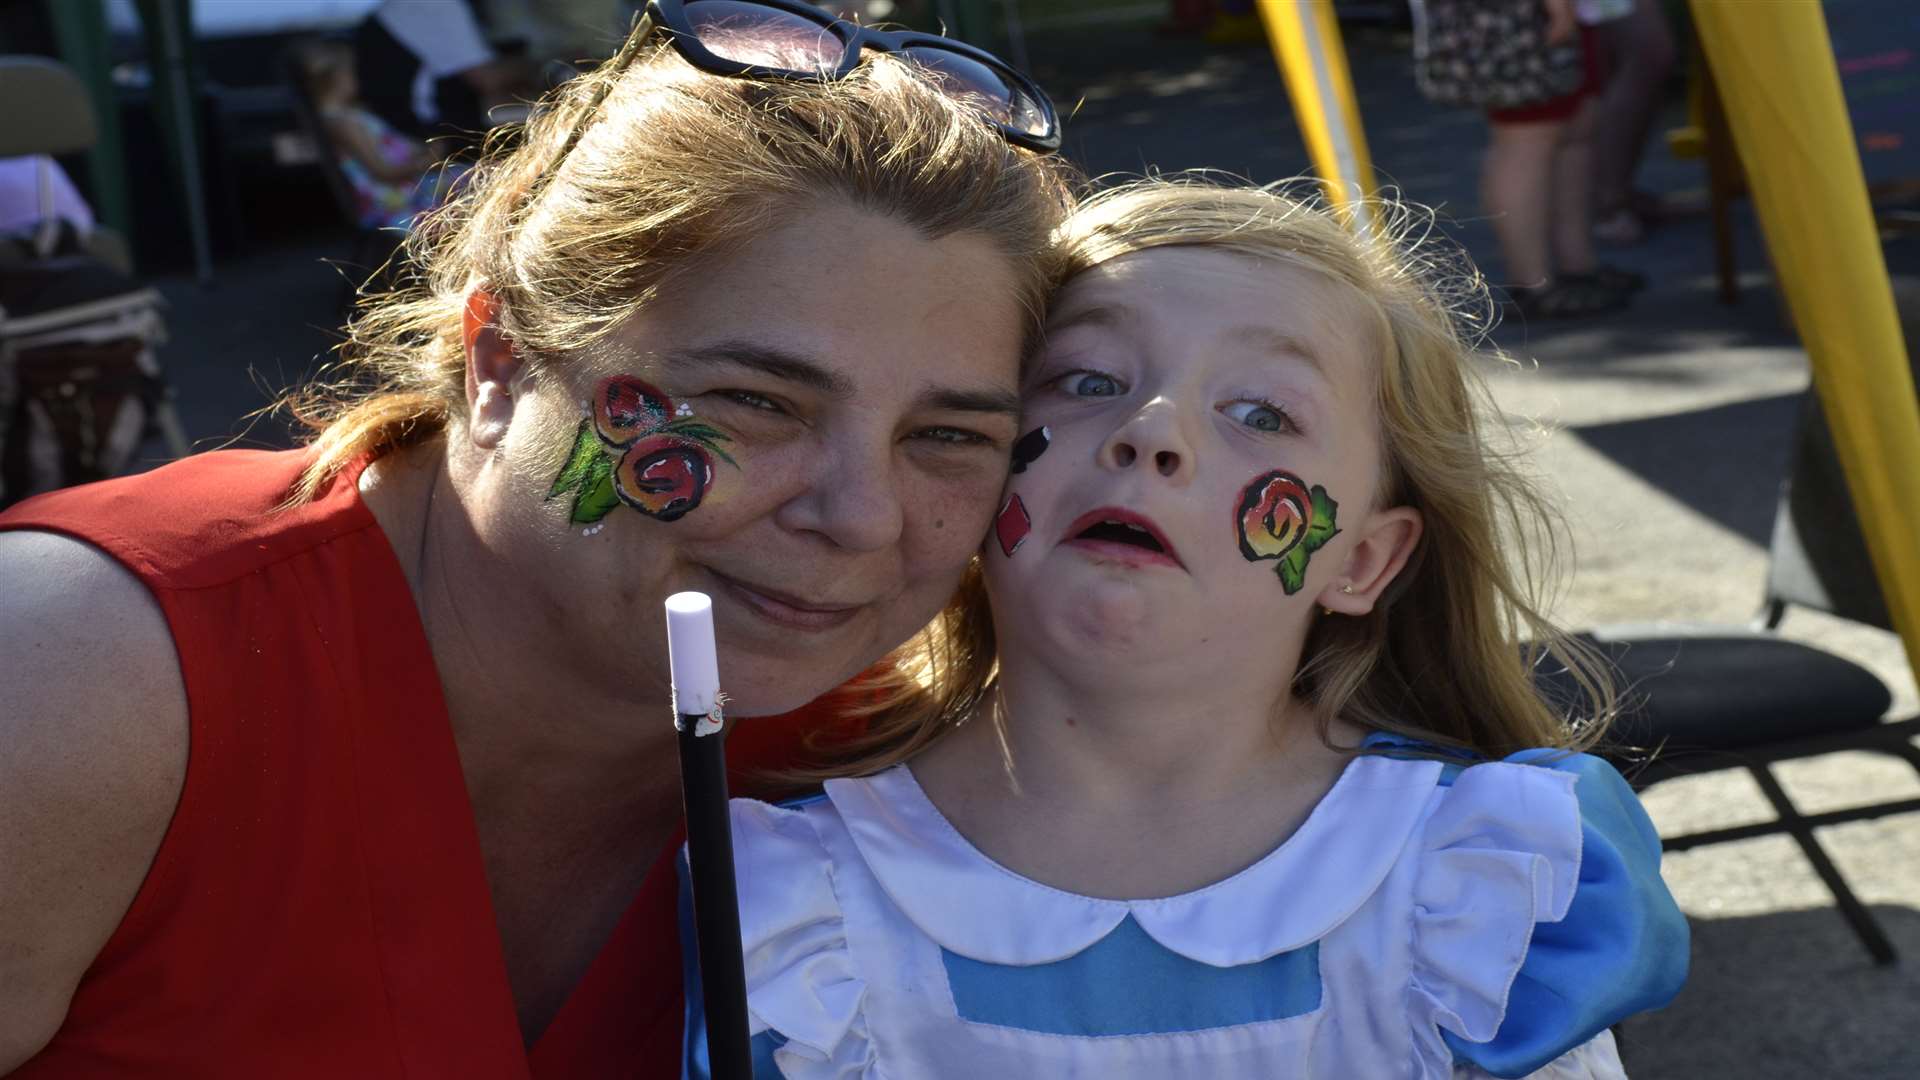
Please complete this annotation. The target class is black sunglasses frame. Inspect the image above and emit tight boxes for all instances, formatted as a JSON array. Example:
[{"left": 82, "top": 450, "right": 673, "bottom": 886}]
[{"left": 634, "top": 0, "right": 1062, "bottom": 152}]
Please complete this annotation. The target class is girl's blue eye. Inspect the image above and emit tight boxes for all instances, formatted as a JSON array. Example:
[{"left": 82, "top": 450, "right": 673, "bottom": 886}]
[
  {"left": 1065, "top": 371, "right": 1121, "bottom": 397},
  {"left": 1224, "top": 400, "right": 1292, "bottom": 433}
]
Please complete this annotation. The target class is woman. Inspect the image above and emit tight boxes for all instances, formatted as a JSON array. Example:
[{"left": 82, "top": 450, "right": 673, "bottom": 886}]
[{"left": 0, "top": 4, "right": 1072, "bottom": 1076}]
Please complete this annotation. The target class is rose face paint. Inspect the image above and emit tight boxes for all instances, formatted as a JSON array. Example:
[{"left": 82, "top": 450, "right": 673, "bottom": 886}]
[
  {"left": 1009, "top": 426, "right": 1051, "bottom": 474},
  {"left": 615, "top": 435, "right": 714, "bottom": 522},
  {"left": 593, "top": 377, "right": 673, "bottom": 446},
  {"left": 995, "top": 494, "right": 1031, "bottom": 557},
  {"left": 548, "top": 375, "right": 738, "bottom": 527},
  {"left": 1235, "top": 469, "right": 1341, "bottom": 595}
]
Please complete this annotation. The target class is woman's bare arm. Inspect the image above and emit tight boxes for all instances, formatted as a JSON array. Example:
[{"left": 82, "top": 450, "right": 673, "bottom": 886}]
[{"left": 0, "top": 532, "right": 187, "bottom": 1074}]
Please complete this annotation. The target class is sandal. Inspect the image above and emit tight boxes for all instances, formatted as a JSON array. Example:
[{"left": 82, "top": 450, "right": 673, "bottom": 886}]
[
  {"left": 1562, "top": 264, "right": 1647, "bottom": 293},
  {"left": 1506, "top": 278, "right": 1632, "bottom": 320}
]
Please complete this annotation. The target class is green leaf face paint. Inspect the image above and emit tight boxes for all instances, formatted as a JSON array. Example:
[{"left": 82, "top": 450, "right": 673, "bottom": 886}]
[
  {"left": 1235, "top": 469, "right": 1341, "bottom": 595},
  {"left": 547, "top": 376, "right": 738, "bottom": 527}
]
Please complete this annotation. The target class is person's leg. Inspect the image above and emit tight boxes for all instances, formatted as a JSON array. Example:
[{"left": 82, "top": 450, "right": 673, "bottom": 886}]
[
  {"left": 1483, "top": 118, "right": 1563, "bottom": 288},
  {"left": 1550, "top": 94, "right": 1602, "bottom": 277},
  {"left": 1592, "top": 2, "right": 1677, "bottom": 226}
]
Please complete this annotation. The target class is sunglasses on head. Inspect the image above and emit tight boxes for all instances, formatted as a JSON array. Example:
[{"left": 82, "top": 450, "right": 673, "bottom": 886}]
[{"left": 581, "top": 0, "right": 1061, "bottom": 153}]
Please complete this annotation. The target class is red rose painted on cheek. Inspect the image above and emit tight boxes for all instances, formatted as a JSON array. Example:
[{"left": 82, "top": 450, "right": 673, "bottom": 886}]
[
  {"left": 593, "top": 377, "right": 673, "bottom": 447},
  {"left": 615, "top": 434, "right": 714, "bottom": 522},
  {"left": 1234, "top": 469, "right": 1341, "bottom": 595},
  {"left": 1238, "top": 472, "right": 1311, "bottom": 563},
  {"left": 548, "top": 376, "right": 738, "bottom": 528}
]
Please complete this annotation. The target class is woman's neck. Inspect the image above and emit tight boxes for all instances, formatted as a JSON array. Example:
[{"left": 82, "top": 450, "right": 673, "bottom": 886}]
[
  {"left": 360, "top": 442, "right": 679, "bottom": 811},
  {"left": 911, "top": 656, "right": 1362, "bottom": 900}
]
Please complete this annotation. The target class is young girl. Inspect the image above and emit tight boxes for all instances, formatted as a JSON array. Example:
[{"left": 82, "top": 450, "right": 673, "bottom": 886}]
[
  {"left": 299, "top": 41, "right": 464, "bottom": 230},
  {"left": 686, "top": 178, "right": 1688, "bottom": 1078}
]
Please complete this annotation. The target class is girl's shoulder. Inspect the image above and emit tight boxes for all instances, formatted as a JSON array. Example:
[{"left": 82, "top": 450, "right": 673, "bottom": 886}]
[{"left": 1364, "top": 732, "right": 1690, "bottom": 1077}]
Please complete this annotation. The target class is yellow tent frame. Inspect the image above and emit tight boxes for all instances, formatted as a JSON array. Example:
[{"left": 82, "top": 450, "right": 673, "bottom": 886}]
[{"left": 1257, "top": 0, "right": 1920, "bottom": 682}]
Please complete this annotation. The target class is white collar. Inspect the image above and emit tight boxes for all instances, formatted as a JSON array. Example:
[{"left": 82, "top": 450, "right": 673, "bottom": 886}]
[{"left": 824, "top": 754, "right": 1443, "bottom": 968}]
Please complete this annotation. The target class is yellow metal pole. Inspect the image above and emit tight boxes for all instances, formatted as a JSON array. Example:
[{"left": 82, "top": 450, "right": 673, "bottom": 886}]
[
  {"left": 1255, "top": 0, "right": 1377, "bottom": 222},
  {"left": 1692, "top": 0, "right": 1920, "bottom": 680}
]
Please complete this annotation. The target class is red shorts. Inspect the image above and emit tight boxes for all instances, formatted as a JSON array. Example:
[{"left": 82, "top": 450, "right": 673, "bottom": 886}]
[{"left": 1486, "top": 27, "right": 1604, "bottom": 124}]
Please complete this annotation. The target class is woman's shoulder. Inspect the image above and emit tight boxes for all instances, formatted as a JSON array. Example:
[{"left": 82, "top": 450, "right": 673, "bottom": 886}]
[
  {"left": 1367, "top": 733, "right": 1689, "bottom": 1078},
  {"left": 0, "top": 529, "right": 186, "bottom": 1070},
  {"left": 0, "top": 448, "right": 367, "bottom": 590}
]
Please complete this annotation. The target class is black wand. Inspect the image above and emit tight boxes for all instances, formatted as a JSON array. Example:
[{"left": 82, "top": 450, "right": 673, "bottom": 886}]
[{"left": 665, "top": 592, "right": 752, "bottom": 1079}]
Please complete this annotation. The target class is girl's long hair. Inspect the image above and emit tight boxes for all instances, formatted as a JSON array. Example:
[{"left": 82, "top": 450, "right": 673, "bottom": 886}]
[{"left": 814, "top": 176, "right": 1614, "bottom": 775}]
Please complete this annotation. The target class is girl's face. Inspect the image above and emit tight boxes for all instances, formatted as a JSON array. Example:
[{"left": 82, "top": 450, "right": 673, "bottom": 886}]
[{"left": 985, "top": 245, "right": 1420, "bottom": 698}]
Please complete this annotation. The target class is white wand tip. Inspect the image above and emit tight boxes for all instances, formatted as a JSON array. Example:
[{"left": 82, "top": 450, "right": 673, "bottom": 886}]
[{"left": 665, "top": 591, "right": 721, "bottom": 720}]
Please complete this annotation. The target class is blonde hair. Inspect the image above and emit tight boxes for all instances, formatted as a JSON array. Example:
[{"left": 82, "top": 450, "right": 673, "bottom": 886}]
[
  {"left": 296, "top": 40, "right": 354, "bottom": 100},
  {"left": 821, "top": 176, "right": 1615, "bottom": 774},
  {"left": 282, "top": 34, "right": 1075, "bottom": 502}
]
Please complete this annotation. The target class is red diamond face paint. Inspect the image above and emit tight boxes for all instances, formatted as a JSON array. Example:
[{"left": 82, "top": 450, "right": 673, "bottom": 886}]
[
  {"left": 995, "top": 493, "right": 1031, "bottom": 557},
  {"left": 1235, "top": 469, "right": 1341, "bottom": 595},
  {"left": 548, "top": 375, "right": 738, "bottom": 528},
  {"left": 1009, "top": 425, "right": 1050, "bottom": 474}
]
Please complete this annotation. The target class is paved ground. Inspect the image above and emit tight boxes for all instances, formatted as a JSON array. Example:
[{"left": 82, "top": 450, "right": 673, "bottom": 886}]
[{"left": 133, "top": 11, "right": 1920, "bottom": 1078}]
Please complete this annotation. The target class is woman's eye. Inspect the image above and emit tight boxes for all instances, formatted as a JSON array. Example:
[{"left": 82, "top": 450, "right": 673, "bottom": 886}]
[
  {"left": 1223, "top": 400, "right": 1293, "bottom": 433},
  {"left": 912, "top": 427, "right": 991, "bottom": 446},
  {"left": 716, "top": 389, "right": 783, "bottom": 412},
  {"left": 1054, "top": 371, "right": 1123, "bottom": 398}
]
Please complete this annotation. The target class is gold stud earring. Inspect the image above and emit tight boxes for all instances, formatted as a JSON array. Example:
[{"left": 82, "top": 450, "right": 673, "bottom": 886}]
[{"left": 1340, "top": 582, "right": 1355, "bottom": 595}]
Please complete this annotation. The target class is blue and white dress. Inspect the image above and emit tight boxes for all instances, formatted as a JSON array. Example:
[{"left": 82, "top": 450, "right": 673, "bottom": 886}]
[{"left": 682, "top": 739, "right": 1689, "bottom": 1079}]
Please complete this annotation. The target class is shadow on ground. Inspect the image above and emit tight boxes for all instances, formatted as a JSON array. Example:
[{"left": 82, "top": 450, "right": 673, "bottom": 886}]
[
  {"left": 1622, "top": 904, "right": 1920, "bottom": 1080},
  {"left": 1569, "top": 393, "right": 1802, "bottom": 548}
]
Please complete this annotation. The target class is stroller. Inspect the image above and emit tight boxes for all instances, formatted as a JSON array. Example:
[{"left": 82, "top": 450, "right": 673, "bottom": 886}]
[
  {"left": 0, "top": 234, "right": 186, "bottom": 507},
  {"left": 0, "top": 56, "right": 188, "bottom": 508}
]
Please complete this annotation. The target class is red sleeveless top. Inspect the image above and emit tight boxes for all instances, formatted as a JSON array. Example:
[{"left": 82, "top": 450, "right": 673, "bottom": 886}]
[{"left": 0, "top": 450, "right": 846, "bottom": 1078}]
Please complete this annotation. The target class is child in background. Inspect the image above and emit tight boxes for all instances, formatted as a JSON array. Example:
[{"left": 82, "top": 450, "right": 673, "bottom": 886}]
[
  {"left": 298, "top": 41, "right": 465, "bottom": 231},
  {"left": 689, "top": 178, "right": 1688, "bottom": 1078}
]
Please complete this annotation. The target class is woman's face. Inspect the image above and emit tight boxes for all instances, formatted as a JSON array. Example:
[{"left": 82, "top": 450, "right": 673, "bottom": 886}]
[
  {"left": 982, "top": 245, "right": 1419, "bottom": 702},
  {"left": 488, "top": 200, "right": 1027, "bottom": 715}
]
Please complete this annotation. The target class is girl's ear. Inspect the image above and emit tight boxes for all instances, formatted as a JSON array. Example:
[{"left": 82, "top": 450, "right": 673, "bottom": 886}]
[
  {"left": 1317, "top": 505, "right": 1422, "bottom": 616},
  {"left": 462, "top": 289, "right": 522, "bottom": 449}
]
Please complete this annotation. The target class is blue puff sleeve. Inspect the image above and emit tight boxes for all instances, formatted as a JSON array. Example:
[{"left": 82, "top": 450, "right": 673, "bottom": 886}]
[{"left": 1444, "top": 751, "right": 1690, "bottom": 1078}]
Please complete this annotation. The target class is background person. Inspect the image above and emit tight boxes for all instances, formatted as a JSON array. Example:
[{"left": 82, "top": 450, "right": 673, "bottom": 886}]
[
  {"left": 1414, "top": 0, "right": 1643, "bottom": 318},
  {"left": 1588, "top": 0, "right": 1678, "bottom": 245},
  {"left": 299, "top": 40, "right": 466, "bottom": 230}
]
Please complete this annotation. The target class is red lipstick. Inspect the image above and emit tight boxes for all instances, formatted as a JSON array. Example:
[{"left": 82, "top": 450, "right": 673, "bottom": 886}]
[{"left": 1060, "top": 507, "right": 1183, "bottom": 569}]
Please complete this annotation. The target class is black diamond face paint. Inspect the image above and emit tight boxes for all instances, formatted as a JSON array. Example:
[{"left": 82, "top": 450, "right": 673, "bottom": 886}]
[{"left": 1009, "top": 426, "right": 1051, "bottom": 474}]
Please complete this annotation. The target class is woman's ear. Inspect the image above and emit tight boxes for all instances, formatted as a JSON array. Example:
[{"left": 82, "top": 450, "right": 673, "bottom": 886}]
[
  {"left": 1317, "top": 505, "right": 1422, "bottom": 616},
  {"left": 462, "top": 289, "right": 522, "bottom": 449}
]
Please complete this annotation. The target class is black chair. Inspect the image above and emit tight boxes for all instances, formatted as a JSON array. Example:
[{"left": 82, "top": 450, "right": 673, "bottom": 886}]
[{"left": 1541, "top": 391, "right": 1920, "bottom": 967}]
